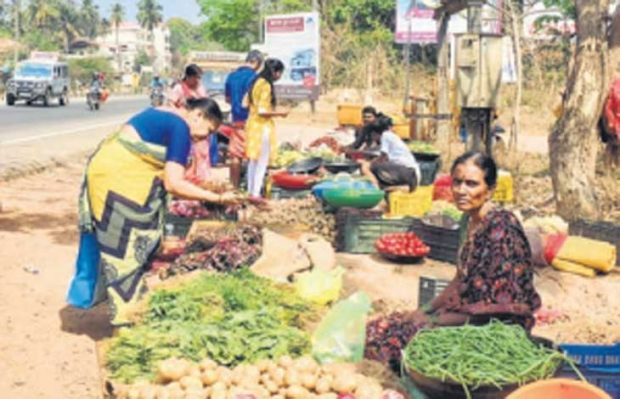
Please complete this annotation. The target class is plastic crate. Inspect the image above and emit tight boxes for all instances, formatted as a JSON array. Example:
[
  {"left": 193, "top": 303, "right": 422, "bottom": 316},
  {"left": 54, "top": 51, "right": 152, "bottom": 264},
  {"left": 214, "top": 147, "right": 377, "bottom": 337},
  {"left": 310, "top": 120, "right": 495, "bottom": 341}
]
[
  {"left": 418, "top": 158, "right": 441, "bottom": 186},
  {"left": 570, "top": 219, "right": 620, "bottom": 265},
  {"left": 269, "top": 186, "right": 313, "bottom": 200},
  {"left": 337, "top": 104, "right": 363, "bottom": 126},
  {"left": 335, "top": 208, "right": 416, "bottom": 253},
  {"left": 418, "top": 276, "right": 451, "bottom": 307},
  {"left": 410, "top": 217, "right": 460, "bottom": 264},
  {"left": 388, "top": 186, "right": 433, "bottom": 218},
  {"left": 559, "top": 343, "right": 620, "bottom": 398},
  {"left": 492, "top": 170, "right": 514, "bottom": 203}
]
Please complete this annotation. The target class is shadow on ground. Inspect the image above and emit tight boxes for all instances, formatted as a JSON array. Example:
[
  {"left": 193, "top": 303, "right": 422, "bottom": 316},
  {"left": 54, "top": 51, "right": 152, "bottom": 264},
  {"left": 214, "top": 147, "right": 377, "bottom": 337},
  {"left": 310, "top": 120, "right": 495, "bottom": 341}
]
[{"left": 59, "top": 304, "right": 114, "bottom": 342}]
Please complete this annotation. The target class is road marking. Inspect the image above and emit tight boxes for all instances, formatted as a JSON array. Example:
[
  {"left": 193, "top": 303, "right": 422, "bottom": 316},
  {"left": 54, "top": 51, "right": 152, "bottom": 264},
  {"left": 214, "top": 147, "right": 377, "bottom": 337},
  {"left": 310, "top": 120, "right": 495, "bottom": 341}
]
[{"left": 0, "top": 117, "right": 132, "bottom": 145}]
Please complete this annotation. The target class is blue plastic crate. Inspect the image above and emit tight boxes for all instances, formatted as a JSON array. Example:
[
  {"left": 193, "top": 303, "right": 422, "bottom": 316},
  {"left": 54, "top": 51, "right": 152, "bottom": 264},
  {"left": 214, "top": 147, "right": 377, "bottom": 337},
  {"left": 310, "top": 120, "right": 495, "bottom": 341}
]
[
  {"left": 559, "top": 343, "right": 620, "bottom": 398},
  {"left": 560, "top": 343, "right": 620, "bottom": 372}
]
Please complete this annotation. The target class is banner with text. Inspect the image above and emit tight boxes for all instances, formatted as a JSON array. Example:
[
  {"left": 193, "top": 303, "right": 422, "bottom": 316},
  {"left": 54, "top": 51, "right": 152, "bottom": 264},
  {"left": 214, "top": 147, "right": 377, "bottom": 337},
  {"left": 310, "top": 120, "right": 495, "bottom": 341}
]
[{"left": 263, "top": 12, "right": 321, "bottom": 100}]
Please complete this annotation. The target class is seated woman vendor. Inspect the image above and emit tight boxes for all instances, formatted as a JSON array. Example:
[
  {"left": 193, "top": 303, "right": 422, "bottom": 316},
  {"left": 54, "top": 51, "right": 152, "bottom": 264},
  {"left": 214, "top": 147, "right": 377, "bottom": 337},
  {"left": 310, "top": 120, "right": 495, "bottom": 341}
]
[
  {"left": 67, "top": 98, "right": 241, "bottom": 326},
  {"left": 359, "top": 116, "right": 421, "bottom": 192},
  {"left": 364, "top": 151, "right": 541, "bottom": 371}
]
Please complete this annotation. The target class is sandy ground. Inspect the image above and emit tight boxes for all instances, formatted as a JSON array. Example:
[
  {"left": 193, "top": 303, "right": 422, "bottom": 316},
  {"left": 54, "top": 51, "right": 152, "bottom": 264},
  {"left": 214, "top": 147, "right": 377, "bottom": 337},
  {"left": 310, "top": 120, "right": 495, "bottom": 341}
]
[{"left": 0, "top": 101, "right": 618, "bottom": 399}]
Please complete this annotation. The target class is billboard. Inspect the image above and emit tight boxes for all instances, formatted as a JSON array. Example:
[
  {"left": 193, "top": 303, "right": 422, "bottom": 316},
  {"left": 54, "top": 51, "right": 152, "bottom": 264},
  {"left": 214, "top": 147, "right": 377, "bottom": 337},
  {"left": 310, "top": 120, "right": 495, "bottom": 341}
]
[
  {"left": 395, "top": 0, "right": 503, "bottom": 44},
  {"left": 263, "top": 12, "right": 320, "bottom": 100}
]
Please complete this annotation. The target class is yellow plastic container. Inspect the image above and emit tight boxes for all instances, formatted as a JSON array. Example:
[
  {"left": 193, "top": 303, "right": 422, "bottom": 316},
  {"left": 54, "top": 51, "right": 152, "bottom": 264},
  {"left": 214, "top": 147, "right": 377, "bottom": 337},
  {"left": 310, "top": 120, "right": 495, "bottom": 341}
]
[
  {"left": 388, "top": 185, "right": 434, "bottom": 217},
  {"left": 493, "top": 170, "right": 514, "bottom": 203},
  {"left": 337, "top": 104, "right": 363, "bottom": 126},
  {"left": 393, "top": 123, "right": 411, "bottom": 139}
]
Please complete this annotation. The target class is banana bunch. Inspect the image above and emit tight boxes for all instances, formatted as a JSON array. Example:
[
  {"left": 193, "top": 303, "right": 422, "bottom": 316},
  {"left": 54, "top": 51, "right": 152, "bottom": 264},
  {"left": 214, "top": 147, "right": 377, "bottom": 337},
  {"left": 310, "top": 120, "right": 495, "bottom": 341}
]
[{"left": 273, "top": 150, "right": 305, "bottom": 169}]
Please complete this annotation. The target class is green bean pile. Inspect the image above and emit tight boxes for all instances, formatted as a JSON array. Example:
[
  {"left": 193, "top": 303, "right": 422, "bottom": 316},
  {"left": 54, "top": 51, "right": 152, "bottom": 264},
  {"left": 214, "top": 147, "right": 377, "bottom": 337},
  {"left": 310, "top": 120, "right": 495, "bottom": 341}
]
[{"left": 403, "top": 321, "right": 575, "bottom": 399}]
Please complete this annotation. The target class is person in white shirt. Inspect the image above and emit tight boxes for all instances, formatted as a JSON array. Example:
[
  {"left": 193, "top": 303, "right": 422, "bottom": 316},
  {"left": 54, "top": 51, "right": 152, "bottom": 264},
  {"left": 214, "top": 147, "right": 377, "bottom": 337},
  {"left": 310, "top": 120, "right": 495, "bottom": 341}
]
[{"left": 360, "top": 115, "right": 421, "bottom": 191}]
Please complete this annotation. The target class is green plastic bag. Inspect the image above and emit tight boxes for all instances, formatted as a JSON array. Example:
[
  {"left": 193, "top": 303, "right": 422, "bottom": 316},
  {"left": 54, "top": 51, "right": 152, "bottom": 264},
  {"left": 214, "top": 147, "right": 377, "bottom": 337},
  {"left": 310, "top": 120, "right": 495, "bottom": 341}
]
[
  {"left": 311, "top": 291, "right": 372, "bottom": 364},
  {"left": 294, "top": 267, "right": 344, "bottom": 306}
]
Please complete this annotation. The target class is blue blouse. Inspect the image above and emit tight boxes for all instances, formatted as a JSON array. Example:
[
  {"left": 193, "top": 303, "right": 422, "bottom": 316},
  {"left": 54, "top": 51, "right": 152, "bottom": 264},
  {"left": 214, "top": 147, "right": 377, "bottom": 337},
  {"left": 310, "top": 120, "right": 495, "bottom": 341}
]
[{"left": 127, "top": 108, "right": 192, "bottom": 165}]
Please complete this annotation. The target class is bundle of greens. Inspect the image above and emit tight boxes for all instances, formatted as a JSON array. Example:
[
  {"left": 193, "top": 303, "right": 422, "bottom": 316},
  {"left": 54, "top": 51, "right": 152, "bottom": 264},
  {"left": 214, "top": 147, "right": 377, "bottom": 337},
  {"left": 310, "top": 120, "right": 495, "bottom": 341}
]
[
  {"left": 403, "top": 321, "right": 577, "bottom": 399},
  {"left": 106, "top": 270, "right": 318, "bottom": 383}
]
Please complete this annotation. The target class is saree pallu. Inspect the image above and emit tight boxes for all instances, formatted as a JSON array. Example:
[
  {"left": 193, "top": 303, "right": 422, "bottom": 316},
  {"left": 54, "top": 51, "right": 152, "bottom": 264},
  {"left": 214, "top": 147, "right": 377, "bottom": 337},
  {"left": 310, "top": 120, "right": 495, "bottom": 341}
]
[{"left": 70, "top": 129, "right": 167, "bottom": 325}]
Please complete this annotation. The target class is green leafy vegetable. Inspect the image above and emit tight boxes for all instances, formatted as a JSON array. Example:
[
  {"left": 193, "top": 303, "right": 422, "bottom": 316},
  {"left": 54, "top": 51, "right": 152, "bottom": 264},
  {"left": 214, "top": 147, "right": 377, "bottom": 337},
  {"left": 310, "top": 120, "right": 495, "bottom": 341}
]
[{"left": 106, "top": 270, "right": 318, "bottom": 382}]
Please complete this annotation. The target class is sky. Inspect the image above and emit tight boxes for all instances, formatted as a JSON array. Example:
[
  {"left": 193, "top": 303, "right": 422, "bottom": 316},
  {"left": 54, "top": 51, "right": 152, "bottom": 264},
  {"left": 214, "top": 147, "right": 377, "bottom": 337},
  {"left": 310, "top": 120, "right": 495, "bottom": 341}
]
[{"left": 94, "top": 0, "right": 205, "bottom": 24}]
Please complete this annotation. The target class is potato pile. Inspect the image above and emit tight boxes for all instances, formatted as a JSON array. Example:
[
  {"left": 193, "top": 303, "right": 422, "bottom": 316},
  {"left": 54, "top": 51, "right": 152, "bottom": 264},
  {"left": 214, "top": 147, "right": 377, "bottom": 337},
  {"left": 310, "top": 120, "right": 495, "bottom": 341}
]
[{"left": 114, "top": 355, "right": 386, "bottom": 399}]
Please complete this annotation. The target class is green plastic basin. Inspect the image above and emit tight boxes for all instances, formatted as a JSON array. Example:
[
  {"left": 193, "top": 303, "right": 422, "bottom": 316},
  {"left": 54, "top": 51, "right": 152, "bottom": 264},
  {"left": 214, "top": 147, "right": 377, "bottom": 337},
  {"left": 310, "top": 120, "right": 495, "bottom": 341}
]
[{"left": 323, "top": 188, "right": 385, "bottom": 208}]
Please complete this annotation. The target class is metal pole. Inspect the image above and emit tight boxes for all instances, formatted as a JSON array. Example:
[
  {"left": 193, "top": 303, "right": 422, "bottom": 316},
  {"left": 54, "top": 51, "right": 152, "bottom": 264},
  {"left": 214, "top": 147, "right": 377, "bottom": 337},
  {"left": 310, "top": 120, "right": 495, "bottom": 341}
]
[{"left": 13, "top": 0, "right": 20, "bottom": 65}]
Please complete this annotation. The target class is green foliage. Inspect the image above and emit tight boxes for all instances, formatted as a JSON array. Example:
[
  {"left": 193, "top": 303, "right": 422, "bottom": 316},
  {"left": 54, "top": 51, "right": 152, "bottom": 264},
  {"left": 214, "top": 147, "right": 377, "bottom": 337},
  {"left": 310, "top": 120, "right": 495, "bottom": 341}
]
[
  {"left": 67, "top": 56, "right": 113, "bottom": 84},
  {"left": 198, "top": 0, "right": 259, "bottom": 51},
  {"left": 110, "top": 3, "right": 124, "bottom": 27},
  {"left": 134, "top": 50, "right": 152, "bottom": 72},
  {"left": 541, "top": 0, "right": 576, "bottom": 19},
  {"left": 137, "top": 0, "right": 163, "bottom": 33},
  {"left": 326, "top": 0, "right": 395, "bottom": 32},
  {"left": 168, "top": 17, "right": 204, "bottom": 55},
  {"left": 22, "top": 30, "right": 59, "bottom": 52}
]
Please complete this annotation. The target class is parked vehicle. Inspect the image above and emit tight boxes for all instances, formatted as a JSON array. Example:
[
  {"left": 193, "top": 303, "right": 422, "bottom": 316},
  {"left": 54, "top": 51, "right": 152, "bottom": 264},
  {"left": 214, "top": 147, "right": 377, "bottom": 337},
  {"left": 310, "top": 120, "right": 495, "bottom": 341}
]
[{"left": 5, "top": 56, "right": 70, "bottom": 107}]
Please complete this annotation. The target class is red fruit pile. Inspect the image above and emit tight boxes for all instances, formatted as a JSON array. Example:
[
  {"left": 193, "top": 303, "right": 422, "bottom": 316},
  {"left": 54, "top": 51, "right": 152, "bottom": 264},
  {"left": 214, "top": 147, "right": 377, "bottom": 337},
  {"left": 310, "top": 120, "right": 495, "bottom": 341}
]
[{"left": 375, "top": 232, "right": 430, "bottom": 257}]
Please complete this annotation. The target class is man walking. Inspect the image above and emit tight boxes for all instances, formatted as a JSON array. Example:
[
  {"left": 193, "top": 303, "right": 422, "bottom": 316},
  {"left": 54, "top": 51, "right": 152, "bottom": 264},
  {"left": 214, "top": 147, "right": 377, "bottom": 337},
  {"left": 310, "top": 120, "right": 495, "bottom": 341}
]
[{"left": 224, "top": 50, "right": 264, "bottom": 188}]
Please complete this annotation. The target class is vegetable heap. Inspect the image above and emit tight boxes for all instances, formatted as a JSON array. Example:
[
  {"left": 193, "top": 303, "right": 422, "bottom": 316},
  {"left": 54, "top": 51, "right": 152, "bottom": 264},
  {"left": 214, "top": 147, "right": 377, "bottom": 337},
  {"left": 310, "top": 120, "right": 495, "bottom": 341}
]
[
  {"left": 309, "top": 136, "right": 341, "bottom": 153},
  {"left": 162, "top": 225, "right": 262, "bottom": 277},
  {"left": 365, "top": 311, "right": 419, "bottom": 373},
  {"left": 114, "top": 355, "right": 388, "bottom": 399},
  {"left": 247, "top": 197, "right": 336, "bottom": 241},
  {"left": 375, "top": 232, "right": 430, "bottom": 258},
  {"left": 425, "top": 200, "right": 463, "bottom": 223},
  {"left": 403, "top": 321, "right": 569, "bottom": 399},
  {"left": 106, "top": 270, "right": 318, "bottom": 383},
  {"left": 407, "top": 141, "right": 439, "bottom": 154}
]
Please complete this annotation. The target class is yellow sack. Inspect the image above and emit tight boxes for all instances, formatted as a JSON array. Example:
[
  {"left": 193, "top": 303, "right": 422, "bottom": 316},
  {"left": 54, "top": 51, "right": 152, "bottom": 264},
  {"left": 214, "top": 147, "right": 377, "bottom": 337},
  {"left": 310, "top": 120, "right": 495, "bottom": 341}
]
[
  {"left": 556, "top": 236, "right": 616, "bottom": 273},
  {"left": 551, "top": 259, "right": 597, "bottom": 278},
  {"left": 294, "top": 267, "right": 345, "bottom": 306}
]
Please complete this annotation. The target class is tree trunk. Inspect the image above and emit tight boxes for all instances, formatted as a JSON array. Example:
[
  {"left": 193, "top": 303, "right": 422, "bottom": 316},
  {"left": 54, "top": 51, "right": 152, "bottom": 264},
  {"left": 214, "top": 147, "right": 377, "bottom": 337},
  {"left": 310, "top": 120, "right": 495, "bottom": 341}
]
[
  {"left": 116, "top": 25, "right": 121, "bottom": 73},
  {"left": 548, "top": 0, "right": 610, "bottom": 221},
  {"left": 608, "top": 3, "right": 620, "bottom": 75},
  {"left": 436, "top": 14, "right": 451, "bottom": 147},
  {"left": 507, "top": 0, "right": 523, "bottom": 151}
]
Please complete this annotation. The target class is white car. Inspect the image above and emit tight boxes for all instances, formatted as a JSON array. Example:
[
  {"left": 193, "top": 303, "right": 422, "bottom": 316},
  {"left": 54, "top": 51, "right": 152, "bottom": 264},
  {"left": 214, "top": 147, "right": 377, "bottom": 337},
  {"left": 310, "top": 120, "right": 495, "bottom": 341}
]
[{"left": 6, "top": 59, "right": 70, "bottom": 106}]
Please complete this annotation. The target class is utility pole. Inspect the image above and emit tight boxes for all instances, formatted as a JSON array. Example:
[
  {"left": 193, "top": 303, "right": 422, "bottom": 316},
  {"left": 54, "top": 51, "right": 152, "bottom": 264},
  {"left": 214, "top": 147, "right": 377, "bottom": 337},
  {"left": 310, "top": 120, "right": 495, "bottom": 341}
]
[{"left": 13, "top": 0, "right": 20, "bottom": 65}]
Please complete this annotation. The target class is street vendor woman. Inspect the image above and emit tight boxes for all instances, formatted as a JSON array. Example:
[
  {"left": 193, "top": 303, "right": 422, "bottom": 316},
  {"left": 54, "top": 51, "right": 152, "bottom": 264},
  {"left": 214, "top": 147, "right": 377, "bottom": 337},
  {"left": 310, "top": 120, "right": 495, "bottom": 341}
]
[
  {"left": 365, "top": 151, "right": 541, "bottom": 371},
  {"left": 67, "top": 98, "right": 240, "bottom": 326}
]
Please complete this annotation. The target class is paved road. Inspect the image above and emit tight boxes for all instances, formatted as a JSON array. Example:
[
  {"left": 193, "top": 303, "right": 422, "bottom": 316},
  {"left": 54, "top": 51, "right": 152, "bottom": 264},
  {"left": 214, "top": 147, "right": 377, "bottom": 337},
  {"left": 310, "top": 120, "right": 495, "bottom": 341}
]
[
  {"left": 0, "top": 95, "right": 150, "bottom": 178},
  {"left": 0, "top": 96, "right": 148, "bottom": 145}
]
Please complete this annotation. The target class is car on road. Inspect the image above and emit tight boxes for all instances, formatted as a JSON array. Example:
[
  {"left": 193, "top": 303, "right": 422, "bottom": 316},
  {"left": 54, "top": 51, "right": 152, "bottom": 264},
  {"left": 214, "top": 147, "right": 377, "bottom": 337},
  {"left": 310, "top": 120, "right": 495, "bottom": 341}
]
[
  {"left": 5, "top": 58, "right": 70, "bottom": 107},
  {"left": 202, "top": 70, "right": 231, "bottom": 120}
]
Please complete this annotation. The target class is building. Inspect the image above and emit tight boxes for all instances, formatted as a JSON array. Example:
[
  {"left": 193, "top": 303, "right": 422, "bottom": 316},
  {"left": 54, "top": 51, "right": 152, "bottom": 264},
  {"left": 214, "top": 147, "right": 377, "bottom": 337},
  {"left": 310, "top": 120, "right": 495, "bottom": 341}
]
[{"left": 96, "top": 21, "right": 172, "bottom": 75}]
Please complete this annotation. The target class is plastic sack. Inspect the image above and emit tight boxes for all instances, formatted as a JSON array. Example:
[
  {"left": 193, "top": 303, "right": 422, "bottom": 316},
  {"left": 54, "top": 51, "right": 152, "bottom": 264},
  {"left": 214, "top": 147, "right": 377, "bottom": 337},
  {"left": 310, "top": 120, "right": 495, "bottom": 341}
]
[
  {"left": 311, "top": 291, "right": 372, "bottom": 364},
  {"left": 294, "top": 267, "right": 344, "bottom": 305},
  {"left": 66, "top": 231, "right": 104, "bottom": 309}
]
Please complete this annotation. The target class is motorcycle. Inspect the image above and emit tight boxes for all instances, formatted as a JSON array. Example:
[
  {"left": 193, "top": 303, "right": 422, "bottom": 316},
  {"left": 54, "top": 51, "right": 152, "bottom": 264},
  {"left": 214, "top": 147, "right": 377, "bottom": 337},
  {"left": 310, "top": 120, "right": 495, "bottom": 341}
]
[
  {"left": 150, "top": 86, "right": 165, "bottom": 107},
  {"left": 86, "top": 87, "right": 101, "bottom": 111}
]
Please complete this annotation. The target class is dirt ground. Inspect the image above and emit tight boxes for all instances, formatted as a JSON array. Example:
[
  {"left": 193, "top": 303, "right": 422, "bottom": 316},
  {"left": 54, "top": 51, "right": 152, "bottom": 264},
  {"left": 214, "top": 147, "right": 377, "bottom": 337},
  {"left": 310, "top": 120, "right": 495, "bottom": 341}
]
[{"left": 1, "top": 100, "right": 619, "bottom": 399}]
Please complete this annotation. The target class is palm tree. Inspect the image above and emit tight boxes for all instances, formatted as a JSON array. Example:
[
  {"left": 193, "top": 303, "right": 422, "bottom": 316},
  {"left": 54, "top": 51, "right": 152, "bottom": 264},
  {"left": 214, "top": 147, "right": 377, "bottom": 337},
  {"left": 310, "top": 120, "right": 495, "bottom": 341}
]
[
  {"left": 110, "top": 3, "right": 124, "bottom": 73},
  {"left": 137, "top": 0, "right": 163, "bottom": 70},
  {"left": 27, "top": 0, "right": 60, "bottom": 30},
  {"left": 57, "top": 1, "right": 81, "bottom": 53},
  {"left": 79, "top": 0, "right": 100, "bottom": 39}
]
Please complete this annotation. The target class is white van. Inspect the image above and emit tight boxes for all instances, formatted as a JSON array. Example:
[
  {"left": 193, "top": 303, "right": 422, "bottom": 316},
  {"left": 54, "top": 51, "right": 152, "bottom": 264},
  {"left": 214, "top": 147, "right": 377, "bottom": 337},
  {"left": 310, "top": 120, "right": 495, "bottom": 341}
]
[{"left": 6, "top": 57, "right": 70, "bottom": 106}]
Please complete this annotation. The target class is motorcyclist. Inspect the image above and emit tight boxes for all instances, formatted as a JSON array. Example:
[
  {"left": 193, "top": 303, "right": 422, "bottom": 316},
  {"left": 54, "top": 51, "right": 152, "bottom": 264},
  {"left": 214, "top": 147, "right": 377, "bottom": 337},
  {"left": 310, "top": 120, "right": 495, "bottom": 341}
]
[
  {"left": 150, "top": 75, "right": 164, "bottom": 91},
  {"left": 89, "top": 72, "right": 102, "bottom": 93}
]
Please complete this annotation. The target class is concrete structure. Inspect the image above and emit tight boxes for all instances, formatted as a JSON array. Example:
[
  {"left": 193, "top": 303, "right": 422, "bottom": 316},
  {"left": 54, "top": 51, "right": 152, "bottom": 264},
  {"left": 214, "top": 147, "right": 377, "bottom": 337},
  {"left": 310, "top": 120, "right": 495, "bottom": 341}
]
[{"left": 96, "top": 22, "right": 172, "bottom": 75}]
